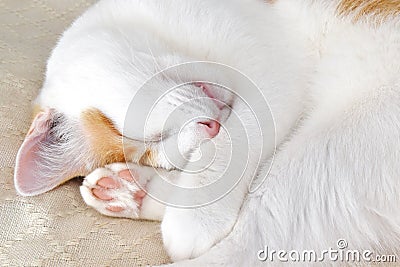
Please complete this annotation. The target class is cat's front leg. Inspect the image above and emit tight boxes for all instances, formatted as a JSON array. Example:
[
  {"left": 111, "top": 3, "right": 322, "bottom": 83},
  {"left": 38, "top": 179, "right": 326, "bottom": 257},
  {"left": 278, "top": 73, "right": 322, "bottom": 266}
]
[
  {"left": 161, "top": 189, "right": 244, "bottom": 262},
  {"left": 80, "top": 162, "right": 166, "bottom": 221},
  {"left": 160, "top": 144, "right": 253, "bottom": 261}
]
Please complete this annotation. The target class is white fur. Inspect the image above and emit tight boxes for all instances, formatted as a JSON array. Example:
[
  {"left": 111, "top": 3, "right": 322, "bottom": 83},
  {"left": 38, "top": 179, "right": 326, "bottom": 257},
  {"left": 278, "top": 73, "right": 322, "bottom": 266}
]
[{"left": 35, "top": 0, "right": 400, "bottom": 265}]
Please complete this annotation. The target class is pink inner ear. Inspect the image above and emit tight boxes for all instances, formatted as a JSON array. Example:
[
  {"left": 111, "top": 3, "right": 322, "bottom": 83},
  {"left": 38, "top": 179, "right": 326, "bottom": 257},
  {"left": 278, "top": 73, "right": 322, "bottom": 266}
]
[{"left": 14, "top": 108, "right": 62, "bottom": 196}]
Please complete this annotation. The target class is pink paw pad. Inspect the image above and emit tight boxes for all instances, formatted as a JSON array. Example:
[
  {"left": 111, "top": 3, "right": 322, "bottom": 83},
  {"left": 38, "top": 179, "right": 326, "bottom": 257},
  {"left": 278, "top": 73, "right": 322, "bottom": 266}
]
[
  {"left": 91, "top": 176, "right": 120, "bottom": 201},
  {"left": 118, "top": 169, "right": 137, "bottom": 182},
  {"left": 92, "top": 187, "right": 113, "bottom": 201},
  {"left": 97, "top": 177, "right": 120, "bottom": 189},
  {"left": 91, "top": 169, "right": 147, "bottom": 213},
  {"left": 106, "top": 206, "right": 125, "bottom": 212},
  {"left": 133, "top": 189, "right": 146, "bottom": 206}
]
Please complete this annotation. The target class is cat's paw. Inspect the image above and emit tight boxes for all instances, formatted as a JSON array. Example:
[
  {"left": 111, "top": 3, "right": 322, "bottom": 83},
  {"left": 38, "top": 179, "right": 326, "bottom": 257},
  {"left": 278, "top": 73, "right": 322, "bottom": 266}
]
[
  {"left": 80, "top": 162, "right": 149, "bottom": 219},
  {"left": 161, "top": 208, "right": 221, "bottom": 262}
]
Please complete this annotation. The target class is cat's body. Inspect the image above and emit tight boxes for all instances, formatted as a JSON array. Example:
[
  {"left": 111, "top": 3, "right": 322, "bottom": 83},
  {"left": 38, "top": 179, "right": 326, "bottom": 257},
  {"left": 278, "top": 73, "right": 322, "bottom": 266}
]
[{"left": 14, "top": 0, "right": 400, "bottom": 265}]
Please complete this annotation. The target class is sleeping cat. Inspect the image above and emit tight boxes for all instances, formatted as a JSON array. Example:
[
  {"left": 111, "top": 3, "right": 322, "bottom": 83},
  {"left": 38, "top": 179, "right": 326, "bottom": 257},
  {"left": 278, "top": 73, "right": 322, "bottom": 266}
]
[{"left": 14, "top": 0, "right": 400, "bottom": 265}]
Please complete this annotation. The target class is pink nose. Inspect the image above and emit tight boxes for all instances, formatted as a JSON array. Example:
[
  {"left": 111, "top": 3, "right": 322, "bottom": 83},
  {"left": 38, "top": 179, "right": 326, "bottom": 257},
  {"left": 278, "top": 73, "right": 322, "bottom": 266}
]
[{"left": 198, "top": 120, "right": 220, "bottom": 138}]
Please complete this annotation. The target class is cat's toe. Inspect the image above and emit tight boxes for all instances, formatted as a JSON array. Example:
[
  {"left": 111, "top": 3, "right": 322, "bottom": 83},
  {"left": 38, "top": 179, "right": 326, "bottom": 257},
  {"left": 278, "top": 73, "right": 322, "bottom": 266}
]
[
  {"left": 97, "top": 176, "right": 121, "bottom": 189},
  {"left": 92, "top": 187, "right": 114, "bottom": 200},
  {"left": 106, "top": 205, "right": 125, "bottom": 212},
  {"left": 134, "top": 189, "right": 146, "bottom": 205}
]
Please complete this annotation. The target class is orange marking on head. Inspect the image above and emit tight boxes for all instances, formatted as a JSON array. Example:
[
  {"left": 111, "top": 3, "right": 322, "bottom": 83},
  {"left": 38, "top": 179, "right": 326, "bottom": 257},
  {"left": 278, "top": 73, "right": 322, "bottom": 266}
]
[
  {"left": 81, "top": 109, "right": 133, "bottom": 166},
  {"left": 337, "top": 0, "right": 400, "bottom": 22},
  {"left": 139, "top": 149, "right": 155, "bottom": 166},
  {"left": 50, "top": 108, "right": 135, "bottom": 184}
]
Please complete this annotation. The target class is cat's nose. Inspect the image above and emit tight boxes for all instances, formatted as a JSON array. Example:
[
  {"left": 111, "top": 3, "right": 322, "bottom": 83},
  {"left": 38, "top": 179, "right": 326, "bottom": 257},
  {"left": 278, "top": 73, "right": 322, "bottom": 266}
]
[{"left": 198, "top": 120, "right": 220, "bottom": 138}]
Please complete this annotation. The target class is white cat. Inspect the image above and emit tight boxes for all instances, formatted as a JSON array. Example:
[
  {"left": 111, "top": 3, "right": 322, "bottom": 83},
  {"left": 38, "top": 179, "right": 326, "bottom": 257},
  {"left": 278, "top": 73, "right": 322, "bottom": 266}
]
[{"left": 14, "top": 0, "right": 400, "bottom": 265}]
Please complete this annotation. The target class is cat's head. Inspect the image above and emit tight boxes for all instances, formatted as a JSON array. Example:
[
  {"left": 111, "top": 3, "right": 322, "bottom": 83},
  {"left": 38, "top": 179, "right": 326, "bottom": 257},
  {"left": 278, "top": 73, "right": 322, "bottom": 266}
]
[{"left": 14, "top": 59, "right": 235, "bottom": 196}]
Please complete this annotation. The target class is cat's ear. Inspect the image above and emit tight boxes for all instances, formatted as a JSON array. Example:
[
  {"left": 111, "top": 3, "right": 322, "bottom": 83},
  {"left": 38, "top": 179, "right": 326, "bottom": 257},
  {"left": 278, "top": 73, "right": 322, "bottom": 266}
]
[{"left": 14, "top": 108, "right": 83, "bottom": 196}]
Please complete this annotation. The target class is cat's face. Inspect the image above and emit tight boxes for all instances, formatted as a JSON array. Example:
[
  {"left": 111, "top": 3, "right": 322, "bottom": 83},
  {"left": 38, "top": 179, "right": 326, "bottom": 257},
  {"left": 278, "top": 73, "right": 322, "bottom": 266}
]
[
  {"left": 14, "top": 56, "right": 235, "bottom": 196},
  {"left": 129, "top": 80, "right": 232, "bottom": 170}
]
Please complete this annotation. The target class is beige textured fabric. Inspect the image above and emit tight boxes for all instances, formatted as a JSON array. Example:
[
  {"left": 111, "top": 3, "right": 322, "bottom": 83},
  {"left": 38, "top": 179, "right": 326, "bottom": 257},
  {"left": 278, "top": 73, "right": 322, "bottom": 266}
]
[{"left": 0, "top": 1, "right": 170, "bottom": 266}]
